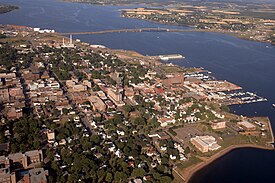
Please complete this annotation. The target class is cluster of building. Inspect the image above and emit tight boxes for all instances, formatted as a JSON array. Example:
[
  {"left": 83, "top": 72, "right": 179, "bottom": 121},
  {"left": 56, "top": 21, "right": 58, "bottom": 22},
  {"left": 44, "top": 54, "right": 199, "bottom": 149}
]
[
  {"left": 0, "top": 73, "right": 25, "bottom": 121},
  {"left": 0, "top": 150, "right": 48, "bottom": 183},
  {"left": 24, "top": 67, "right": 70, "bottom": 118},
  {"left": 124, "top": 70, "right": 231, "bottom": 127},
  {"left": 122, "top": 3, "right": 275, "bottom": 43}
]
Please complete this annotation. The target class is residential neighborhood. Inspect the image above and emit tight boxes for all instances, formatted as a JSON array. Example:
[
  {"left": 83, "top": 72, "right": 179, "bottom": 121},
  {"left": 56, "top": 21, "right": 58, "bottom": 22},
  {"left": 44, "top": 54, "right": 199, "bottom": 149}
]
[{"left": 0, "top": 24, "right": 273, "bottom": 183}]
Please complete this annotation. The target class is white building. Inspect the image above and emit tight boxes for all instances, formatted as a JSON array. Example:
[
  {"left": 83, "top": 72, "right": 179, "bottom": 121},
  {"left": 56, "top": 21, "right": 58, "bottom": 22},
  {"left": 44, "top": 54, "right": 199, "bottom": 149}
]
[{"left": 191, "top": 135, "right": 221, "bottom": 153}]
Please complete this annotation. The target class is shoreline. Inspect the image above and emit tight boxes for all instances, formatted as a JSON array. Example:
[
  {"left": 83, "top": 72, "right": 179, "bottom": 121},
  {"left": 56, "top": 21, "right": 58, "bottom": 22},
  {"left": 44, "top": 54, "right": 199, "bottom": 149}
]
[
  {"left": 0, "top": 5, "right": 19, "bottom": 14},
  {"left": 182, "top": 144, "right": 274, "bottom": 183},
  {"left": 183, "top": 116, "right": 274, "bottom": 183},
  {"left": 121, "top": 16, "right": 275, "bottom": 45}
]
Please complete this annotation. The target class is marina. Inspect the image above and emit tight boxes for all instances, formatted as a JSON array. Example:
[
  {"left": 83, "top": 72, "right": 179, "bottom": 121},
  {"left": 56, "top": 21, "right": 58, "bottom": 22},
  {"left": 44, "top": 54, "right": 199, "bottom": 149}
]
[{"left": 218, "top": 90, "right": 267, "bottom": 105}]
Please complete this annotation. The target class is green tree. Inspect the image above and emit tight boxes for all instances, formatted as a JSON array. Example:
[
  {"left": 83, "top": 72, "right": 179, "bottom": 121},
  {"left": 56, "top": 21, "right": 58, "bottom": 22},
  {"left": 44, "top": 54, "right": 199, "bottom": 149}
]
[
  {"left": 114, "top": 171, "right": 128, "bottom": 182},
  {"left": 105, "top": 172, "right": 113, "bottom": 182},
  {"left": 11, "top": 144, "right": 19, "bottom": 153},
  {"left": 131, "top": 168, "right": 145, "bottom": 178},
  {"left": 159, "top": 176, "right": 173, "bottom": 183}
]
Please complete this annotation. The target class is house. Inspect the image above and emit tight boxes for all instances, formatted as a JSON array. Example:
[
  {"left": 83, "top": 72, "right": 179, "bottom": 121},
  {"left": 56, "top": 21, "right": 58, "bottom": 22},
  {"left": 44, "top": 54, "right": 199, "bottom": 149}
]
[
  {"left": 6, "top": 107, "right": 23, "bottom": 120},
  {"left": 158, "top": 117, "right": 176, "bottom": 127},
  {"left": 40, "top": 71, "right": 50, "bottom": 79},
  {"left": 47, "top": 130, "right": 55, "bottom": 143}
]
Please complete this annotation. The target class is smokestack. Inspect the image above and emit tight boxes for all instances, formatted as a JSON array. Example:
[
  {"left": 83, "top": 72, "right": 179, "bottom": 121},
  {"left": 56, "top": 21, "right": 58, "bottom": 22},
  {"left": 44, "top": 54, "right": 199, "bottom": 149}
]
[{"left": 70, "top": 34, "right": 73, "bottom": 44}]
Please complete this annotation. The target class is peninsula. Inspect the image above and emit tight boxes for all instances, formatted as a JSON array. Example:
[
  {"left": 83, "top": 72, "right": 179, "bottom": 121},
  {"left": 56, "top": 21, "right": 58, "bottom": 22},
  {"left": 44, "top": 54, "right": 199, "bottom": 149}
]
[
  {"left": 0, "top": 5, "right": 19, "bottom": 14},
  {"left": 122, "top": 2, "right": 275, "bottom": 44},
  {"left": 0, "top": 24, "right": 273, "bottom": 183}
]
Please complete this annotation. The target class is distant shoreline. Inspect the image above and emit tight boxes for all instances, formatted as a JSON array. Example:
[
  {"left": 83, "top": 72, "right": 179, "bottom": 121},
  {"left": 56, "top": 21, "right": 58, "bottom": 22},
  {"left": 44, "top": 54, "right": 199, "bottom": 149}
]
[
  {"left": 59, "top": 1, "right": 275, "bottom": 45},
  {"left": 121, "top": 15, "right": 275, "bottom": 46},
  {"left": 0, "top": 5, "right": 19, "bottom": 14}
]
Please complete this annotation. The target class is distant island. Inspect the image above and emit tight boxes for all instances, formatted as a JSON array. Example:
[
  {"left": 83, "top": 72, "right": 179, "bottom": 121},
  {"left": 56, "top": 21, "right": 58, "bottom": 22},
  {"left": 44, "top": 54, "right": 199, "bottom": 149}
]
[
  {"left": 64, "top": 0, "right": 275, "bottom": 45},
  {"left": 64, "top": 0, "right": 161, "bottom": 5},
  {"left": 0, "top": 5, "right": 19, "bottom": 14}
]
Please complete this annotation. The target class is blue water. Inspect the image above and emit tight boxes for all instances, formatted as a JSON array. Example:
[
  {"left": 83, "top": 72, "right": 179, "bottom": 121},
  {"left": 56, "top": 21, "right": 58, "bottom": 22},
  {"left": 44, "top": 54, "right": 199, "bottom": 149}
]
[{"left": 1, "top": 0, "right": 275, "bottom": 182}]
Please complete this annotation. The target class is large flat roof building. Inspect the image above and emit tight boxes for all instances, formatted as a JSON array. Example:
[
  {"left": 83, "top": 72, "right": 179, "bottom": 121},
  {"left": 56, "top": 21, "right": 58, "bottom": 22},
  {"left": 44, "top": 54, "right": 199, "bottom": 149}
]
[
  {"left": 191, "top": 135, "right": 221, "bottom": 153},
  {"left": 237, "top": 121, "right": 256, "bottom": 131}
]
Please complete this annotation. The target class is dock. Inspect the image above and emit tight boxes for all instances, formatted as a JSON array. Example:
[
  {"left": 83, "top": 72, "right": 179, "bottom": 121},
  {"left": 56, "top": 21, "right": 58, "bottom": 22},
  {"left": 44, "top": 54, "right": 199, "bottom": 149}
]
[{"left": 158, "top": 54, "right": 185, "bottom": 61}]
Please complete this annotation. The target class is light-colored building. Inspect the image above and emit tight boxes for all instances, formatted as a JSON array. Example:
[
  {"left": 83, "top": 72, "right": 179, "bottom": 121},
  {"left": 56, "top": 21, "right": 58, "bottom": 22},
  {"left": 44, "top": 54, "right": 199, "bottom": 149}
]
[
  {"left": 237, "top": 121, "right": 256, "bottom": 131},
  {"left": 107, "top": 88, "right": 125, "bottom": 107},
  {"left": 96, "top": 91, "right": 107, "bottom": 100},
  {"left": 158, "top": 117, "right": 176, "bottom": 127},
  {"left": 89, "top": 95, "right": 106, "bottom": 112},
  {"left": 191, "top": 136, "right": 221, "bottom": 153},
  {"left": 47, "top": 130, "right": 55, "bottom": 143},
  {"left": 66, "top": 80, "right": 76, "bottom": 88},
  {"left": 72, "top": 84, "right": 87, "bottom": 92}
]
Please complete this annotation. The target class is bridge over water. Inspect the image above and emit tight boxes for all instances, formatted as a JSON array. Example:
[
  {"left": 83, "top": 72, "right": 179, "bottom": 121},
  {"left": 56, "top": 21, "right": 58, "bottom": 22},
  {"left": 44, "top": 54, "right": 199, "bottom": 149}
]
[{"left": 59, "top": 28, "right": 214, "bottom": 35}]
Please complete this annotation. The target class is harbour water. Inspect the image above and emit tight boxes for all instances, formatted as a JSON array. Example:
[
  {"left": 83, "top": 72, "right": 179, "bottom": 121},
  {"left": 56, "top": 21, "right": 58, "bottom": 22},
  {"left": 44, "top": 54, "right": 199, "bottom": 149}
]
[{"left": 1, "top": 0, "right": 275, "bottom": 182}]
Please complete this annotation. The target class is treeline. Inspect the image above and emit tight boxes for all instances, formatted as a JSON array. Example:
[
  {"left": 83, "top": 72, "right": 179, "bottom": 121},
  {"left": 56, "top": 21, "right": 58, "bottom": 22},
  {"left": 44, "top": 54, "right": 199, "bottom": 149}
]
[{"left": 0, "top": 43, "right": 17, "bottom": 70}]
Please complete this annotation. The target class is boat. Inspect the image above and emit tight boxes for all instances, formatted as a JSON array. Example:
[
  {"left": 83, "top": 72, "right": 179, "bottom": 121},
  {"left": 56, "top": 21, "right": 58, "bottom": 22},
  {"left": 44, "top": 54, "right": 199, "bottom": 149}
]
[{"left": 273, "top": 104, "right": 275, "bottom": 107}]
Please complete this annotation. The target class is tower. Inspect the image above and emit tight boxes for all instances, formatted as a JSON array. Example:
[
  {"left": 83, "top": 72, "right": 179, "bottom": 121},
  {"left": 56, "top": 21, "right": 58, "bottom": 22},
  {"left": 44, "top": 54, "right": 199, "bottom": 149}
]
[{"left": 70, "top": 34, "right": 73, "bottom": 45}]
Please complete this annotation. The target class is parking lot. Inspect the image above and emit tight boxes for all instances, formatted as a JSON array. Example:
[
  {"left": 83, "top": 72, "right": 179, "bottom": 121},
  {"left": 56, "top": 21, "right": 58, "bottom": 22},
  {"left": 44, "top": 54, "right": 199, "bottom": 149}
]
[{"left": 173, "top": 126, "right": 204, "bottom": 143}]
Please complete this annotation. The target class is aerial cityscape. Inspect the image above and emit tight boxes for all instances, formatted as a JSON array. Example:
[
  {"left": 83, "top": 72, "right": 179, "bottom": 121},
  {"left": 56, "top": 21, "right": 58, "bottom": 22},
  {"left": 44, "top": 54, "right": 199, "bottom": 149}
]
[{"left": 0, "top": 0, "right": 275, "bottom": 183}]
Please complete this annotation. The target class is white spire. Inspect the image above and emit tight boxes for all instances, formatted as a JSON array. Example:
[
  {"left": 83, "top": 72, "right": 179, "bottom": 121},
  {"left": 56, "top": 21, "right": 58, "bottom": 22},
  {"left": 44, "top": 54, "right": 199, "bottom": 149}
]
[{"left": 70, "top": 34, "right": 73, "bottom": 44}]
